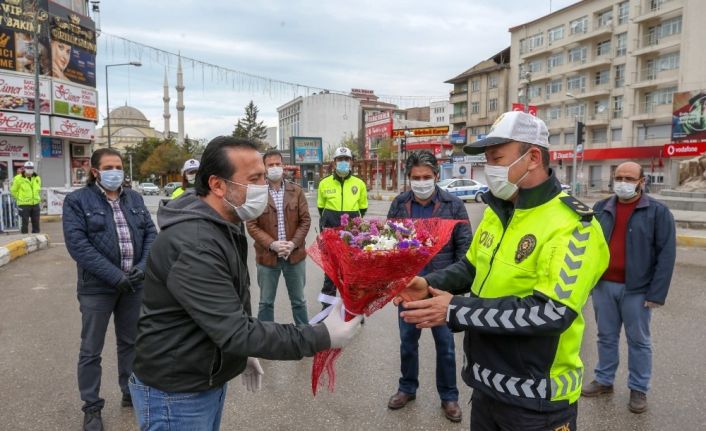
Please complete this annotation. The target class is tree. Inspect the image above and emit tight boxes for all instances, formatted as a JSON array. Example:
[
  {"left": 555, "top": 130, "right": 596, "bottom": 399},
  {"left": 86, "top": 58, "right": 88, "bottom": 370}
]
[
  {"left": 376, "top": 137, "right": 396, "bottom": 160},
  {"left": 233, "top": 100, "right": 268, "bottom": 149},
  {"left": 139, "top": 139, "right": 189, "bottom": 180}
]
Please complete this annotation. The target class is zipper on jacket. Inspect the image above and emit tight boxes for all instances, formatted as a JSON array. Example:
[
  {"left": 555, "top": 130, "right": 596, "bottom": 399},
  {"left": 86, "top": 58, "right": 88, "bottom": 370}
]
[
  {"left": 477, "top": 213, "right": 513, "bottom": 296},
  {"left": 340, "top": 178, "right": 345, "bottom": 211}
]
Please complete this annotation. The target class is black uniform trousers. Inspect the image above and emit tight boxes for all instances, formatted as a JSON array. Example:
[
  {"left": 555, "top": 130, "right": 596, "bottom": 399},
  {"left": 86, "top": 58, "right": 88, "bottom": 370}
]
[
  {"left": 19, "top": 204, "right": 40, "bottom": 234},
  {"left": 470, "top": 390, "right": 577, "bottom": 431}
]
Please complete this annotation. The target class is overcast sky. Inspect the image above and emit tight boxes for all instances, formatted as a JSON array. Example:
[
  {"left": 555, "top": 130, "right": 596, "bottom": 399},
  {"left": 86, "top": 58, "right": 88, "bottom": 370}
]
[{"left": 97, "top": 0, "right": 579, "bottom": 140}]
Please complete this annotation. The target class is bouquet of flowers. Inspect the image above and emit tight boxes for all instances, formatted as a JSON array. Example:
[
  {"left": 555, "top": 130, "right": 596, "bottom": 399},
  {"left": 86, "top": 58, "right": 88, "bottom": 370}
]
[{"left": 307, "top": 214, "right": 463, "bottom": 394}]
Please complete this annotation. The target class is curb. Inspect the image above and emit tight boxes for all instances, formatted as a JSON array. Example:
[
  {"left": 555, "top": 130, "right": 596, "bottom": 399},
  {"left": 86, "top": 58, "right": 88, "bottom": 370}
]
[
  {"left": 40, "top": 215, "right": 61, "bottom": 223},
  {"left": 0, "top": 234, "right": 50, "bottom": 267},
  {"left": 677, "top": 235, "right": 706, "bottom": 248}
]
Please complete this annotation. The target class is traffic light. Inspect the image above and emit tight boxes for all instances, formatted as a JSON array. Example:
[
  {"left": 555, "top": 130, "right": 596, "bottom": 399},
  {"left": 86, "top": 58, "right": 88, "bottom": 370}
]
[
  {"left": 575, "top": 121, "right": 586, "bottom": 150},
  {"left": 400, "top": 138, "right": 407, "bottom": 153}
]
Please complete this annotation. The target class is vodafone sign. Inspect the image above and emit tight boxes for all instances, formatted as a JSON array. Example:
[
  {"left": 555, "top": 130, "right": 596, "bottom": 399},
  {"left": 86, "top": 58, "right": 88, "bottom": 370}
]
[{"left": 663, "top": 142, "right": 706, "bottom": 158}]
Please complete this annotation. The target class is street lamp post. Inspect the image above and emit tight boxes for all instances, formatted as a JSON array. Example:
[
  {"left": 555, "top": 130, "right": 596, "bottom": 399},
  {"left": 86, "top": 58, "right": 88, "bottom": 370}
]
[
  {"left": 566, "top": 92, "right": 580, "bottom": 195},
  {"left": 105, "top": 62, "right": 142, "bottom": 148},
  {"left": 402, "top": 127, "right": 410, "bottom": 191}
]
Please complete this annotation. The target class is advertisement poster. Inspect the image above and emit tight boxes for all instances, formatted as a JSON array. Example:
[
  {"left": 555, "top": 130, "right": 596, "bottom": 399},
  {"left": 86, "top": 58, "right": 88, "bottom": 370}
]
[
  {"left": 0, "top": 0, "right": 51, "bottom": 76},
  {"left": 0, "top": 135, "right": 29, "bottom": 157},
  {"left": 40, "top": 136, "right": 62, "bottom": 157},
  {"left": 0, "top": 111, "right": 50, "bottom": 135},
  {"left": 48, "top": 2, "right": 97, "bottom": 87},
  {"left": 672, "top": 90, "right": 706, "bottom": 143},
  {"left": 290, "top": 137, "right": 323, "bottom": 165},
  {"left": 50, "top": 116, "right": 95, "bottom": 140},
  {"left": 0, "top": 72, "right": 51, "bottom": 113},
  {"left": 52, "top": 81, "right": 97, "bottom": 120},
  {"left": 71, "top": 156, "right": 89, "bottom": 186}
]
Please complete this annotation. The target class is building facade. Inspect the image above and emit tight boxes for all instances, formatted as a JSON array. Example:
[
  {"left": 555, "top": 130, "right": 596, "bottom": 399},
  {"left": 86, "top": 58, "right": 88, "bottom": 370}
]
[
  {"left": 509, "top": 0, "right": 706, "bottom": 191},
  {"left": 430, "top": 100, "right": 451, "bottom": 125}
]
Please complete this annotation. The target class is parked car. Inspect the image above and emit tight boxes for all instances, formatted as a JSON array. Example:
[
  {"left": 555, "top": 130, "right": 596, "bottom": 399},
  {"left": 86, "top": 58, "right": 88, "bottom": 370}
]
[
  {"left": 164, "top": 182, "right": 182, "bottom": 197},
  {"left": 437, "top": 178, "right": 488, "bottom": 202},
  {"left": 138, "top": 182, "right": 160, "bottom": 196}
]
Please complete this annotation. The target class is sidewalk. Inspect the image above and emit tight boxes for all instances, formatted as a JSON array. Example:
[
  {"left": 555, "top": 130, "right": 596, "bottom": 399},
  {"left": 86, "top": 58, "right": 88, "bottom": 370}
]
[{"left": 0, "top": 232, "right": 50, "bottom": 267}]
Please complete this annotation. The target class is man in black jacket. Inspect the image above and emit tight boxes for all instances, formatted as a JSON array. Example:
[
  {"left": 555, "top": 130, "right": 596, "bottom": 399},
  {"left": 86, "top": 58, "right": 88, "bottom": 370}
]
[{"left": 130, "top": 136, "right": 362, "bottom": 430}]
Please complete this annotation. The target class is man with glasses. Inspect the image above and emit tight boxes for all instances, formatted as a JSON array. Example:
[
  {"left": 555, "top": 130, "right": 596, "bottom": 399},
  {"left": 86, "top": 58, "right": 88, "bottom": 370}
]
[{"left": 582, "top": 161, "right": 676, "bottom": 414}]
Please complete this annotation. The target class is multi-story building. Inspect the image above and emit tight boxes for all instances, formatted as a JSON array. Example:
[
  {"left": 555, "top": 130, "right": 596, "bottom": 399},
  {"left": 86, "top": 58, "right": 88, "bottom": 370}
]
[
  {"left": 430, "top": 100, "right": 451, "bottom": 125},
  {"left": 509, "top": 0, "right": 706, "bottom": 190},
  {"left": 446, "top": 47, "right": 512, "bottom": 149},
  {"left": 405, "top": 106, "right": 430, "bottom": 122}
]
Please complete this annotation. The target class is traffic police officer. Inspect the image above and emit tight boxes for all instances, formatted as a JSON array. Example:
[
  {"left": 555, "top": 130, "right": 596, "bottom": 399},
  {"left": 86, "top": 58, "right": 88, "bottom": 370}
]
[
  {"left": 11, "top": 161, "right": 42, "bottom": 233},
  {"left": 396, "top": 111, "right": 610, "bottom": 430},
  {"left": 317, "top": 147, "right": 368, "bottom": 305},
  {"left": 171, "top": 158, "right": 200, "bottom": 199}
]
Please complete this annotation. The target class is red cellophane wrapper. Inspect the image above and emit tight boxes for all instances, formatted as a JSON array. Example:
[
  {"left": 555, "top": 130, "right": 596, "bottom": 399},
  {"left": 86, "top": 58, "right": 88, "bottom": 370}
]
[{"left": 306, "top": 217, "right": 463, "bottom": 395}]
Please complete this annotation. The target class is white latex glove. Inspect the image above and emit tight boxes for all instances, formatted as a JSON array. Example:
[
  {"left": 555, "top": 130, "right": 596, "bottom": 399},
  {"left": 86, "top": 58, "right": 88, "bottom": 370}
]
[
  {"left": 322, "top": 301, "right": 364, "bottom": 349},
  {"left": 269, "top": 241, "right": 289, "bottom": 255},
  {"left": 241, "top": 357, "right": 264, "bottom": 392}
]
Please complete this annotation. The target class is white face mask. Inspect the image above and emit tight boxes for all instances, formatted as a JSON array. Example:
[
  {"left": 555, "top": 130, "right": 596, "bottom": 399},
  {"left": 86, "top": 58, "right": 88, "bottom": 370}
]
[
  {"left": 410, "top": 179, "right": 435, "bottom": 200},
  {"left": 267, "top": 166, "right": 283, "bottom": 182},
  {"left": 484, "top": 151, "right": 530, "bottom": 201},
  {"left": 24, "top": 169, "right": 34, "bottom": 176},
  {"left": 613, "top": 181, "right": 638, "bottom": 200},
  {"left": 222, "top": 178, "right": 269, "bottom": 221},
  {"left": 186, "top": 173, "right": 196, "bottom": 185}
]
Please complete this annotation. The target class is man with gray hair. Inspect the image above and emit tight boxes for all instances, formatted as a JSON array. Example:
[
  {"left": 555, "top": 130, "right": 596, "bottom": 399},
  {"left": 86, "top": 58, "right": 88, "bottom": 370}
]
[{"left": 385, "top": 150, "right": 472, "bottom": 422}]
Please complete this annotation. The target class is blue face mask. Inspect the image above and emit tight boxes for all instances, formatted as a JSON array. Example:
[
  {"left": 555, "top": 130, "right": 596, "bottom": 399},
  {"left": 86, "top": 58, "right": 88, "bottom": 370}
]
[
  {"left": 335, "top": 161, "right": 350, "bottom": 176},
  {"left": 99, "top": 169, "right": 124, "bottom": 191}
]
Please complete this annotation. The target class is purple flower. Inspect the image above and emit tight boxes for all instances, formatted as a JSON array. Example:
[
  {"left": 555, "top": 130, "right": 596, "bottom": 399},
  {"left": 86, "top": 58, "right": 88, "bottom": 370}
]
[
  {"left": 398, "top": 240, "right": 410, "bottom": 249},
  {"left": 340, "top": 214, "right": 350, "bottom": 227},
  {"left": 353, "top": 216, "right": 363, "bottom": 226},
  {"left": 370, "top": 223, "right": 379, "bottom": 236}
]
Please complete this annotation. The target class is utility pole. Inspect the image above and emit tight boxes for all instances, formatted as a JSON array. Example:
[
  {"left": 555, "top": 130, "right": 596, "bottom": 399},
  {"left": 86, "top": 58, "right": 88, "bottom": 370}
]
[{"left": 31, "top": 3, "right": 46, "bottom": 174}]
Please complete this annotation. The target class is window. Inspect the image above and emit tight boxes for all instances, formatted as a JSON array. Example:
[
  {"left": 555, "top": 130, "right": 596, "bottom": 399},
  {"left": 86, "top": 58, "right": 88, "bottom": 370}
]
[
  {"left": 489, "top": 99, "right": 498, "bottom": 111},
  {"left": 528, "top": 59, "right": 542, "bottom": 74},
  {"left": 612, "top": 128, "right": 622, "bottom": 142},
  {"left": 528, "top": 84, "right": 542, "bottom": 99},
  {"left": 657, "top": 51, "right": 680, "bottom": 71},
  {"left": 547, "top": 52, "right": 564, "bottom": 70},
  {"left": 570, "top": 16, "right": 588, "bottom": 34},
  {"left": 615, "top": 33, "right": 627, "bottom": 56},
  {"left": 597, "top": 9, "right": 613, "bottom": 27},
  {"left": 471, "top": 79, "right": 480, "bottom": 92},
  {"left": 568, "top": 46, "right": 587, "bottom": 63},
  {"left": 661, "top": 16, "right": 682, "bottom": 37},
  {"left": 614, "top": 64, "right": 625, "bottom": 87},
  {"left": 613, "top": 96, "right": 623, "bottom": 118},
  {"left": 488, "top": 74, "right": 498, "bottom": 89},
  {"left": 548, "top": 25, "right": 564, "bottom": 43},
  {"left": 471, "top": 102, "right": 480, "bottom": 114},
  {"left": 618, "top": 1, "right": 629, "bottom": 25},
  {"left": 567, "top": 75, "right": 586, "bottom": 92},
  {"left": 548, "top": 106, "right": 561, "bottom": 120},
  {"left": 527, "top": 33, "right": 544, "bottom": 51},
  {"left": 593, "top": 128, "right": 608, "bottom": 143},
  {"left": 597, "top": 40, "right": 611, "bottom": 56},
  {"left": 546, "top": 79, "right": 563, "bottom": 96},
  {"left": 549, "top": 134, "right": 561, "bottom": 145},
  {"left": 594, "top": 100, "right": 609, "bottom": 115},
  {"left": 565, "top": 133, "right": 575, "bottom": 145},
  {"left": 595, "top": 70, "right": 609, "bottom": 86},
  {"left": 566, "top": 103, "right": 586, "bottom": 119},
  {"left": 650, "top": 86, "right": 677, "bottom": 105},
  {"left": 650, "top": 0, "right": 667, "bottom": 11}
]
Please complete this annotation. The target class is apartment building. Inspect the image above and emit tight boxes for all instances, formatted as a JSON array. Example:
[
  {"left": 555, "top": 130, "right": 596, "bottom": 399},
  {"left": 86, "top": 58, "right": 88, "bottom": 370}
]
[
  {"left": 446, "top": 48, "right": 512, "bottom": 150},
  {"left": 509, "top": 0, "right": 706, "bottom": 190},
  {"left": 430, "top": 100, "right": 451, "bottom": 125}
]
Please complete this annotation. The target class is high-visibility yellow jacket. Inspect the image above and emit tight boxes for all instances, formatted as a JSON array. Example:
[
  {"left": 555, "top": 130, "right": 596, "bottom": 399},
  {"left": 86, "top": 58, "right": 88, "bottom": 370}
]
[
  {"left": 425, "top": 173, "right": 609, "bottom": 412},
  {"left": 317, "top": 173, "right": 367, "bottom": 228},
  {"left": 10, "top": 173, "right": 41, "bottom": 205},
  {"left": 171, "top": 186, "right": 185, "bottom": 199}
]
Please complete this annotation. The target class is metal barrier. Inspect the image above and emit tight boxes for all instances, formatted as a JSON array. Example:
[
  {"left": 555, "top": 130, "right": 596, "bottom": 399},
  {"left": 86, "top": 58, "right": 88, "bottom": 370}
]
[{"left": 0, "top": 192, "right": 20, "bottom": 232}]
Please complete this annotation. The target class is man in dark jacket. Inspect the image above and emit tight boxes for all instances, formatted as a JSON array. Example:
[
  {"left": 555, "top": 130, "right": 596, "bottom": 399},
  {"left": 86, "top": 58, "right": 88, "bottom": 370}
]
[
  {"left": 386, "top": 150, "right": 471, "bottom": 423},
  {"left": 582, "top": 162, "right": 676, "bottom": 414},
  {"left": 63, "top": 148, "right": 157, "bottom": 431},
  {"left": 130, "top": 136, "right": 362, "bottom": 430}
]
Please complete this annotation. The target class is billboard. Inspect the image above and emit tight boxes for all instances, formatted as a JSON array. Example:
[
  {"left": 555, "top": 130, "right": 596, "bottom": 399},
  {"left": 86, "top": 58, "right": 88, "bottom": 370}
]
[
  {"left": 52, "top": 81, "right": 97, "bottom": 120},
  {"left": 0, "top": 0, "right": 51, "bottom": 76},
  {"left": 672, "top": 90, "right": 706, "bottom": 144},
  {"left": 48, "top": 2, "right": 97, "bottom": 87},
  {"left": 290, "top": 136, "right": 323, "bottom": 165},
  {"left": 0, "top": 71, "right": 50, "bottom": 113}
]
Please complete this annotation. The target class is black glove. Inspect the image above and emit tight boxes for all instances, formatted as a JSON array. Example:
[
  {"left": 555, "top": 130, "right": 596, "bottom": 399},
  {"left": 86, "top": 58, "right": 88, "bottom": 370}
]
[
  {"left": 115, "top": 275, "right": 135, "bottom": 294},
  {"left": 128, "top": 267, "right": 145, "bottom": 285}
]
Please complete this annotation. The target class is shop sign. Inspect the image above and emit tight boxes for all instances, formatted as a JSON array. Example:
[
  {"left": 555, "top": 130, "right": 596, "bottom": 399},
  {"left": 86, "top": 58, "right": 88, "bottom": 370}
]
[
  {"left": 0, "top": 72, "right": 51, "bottom": 113},
  {"left": 50, "top": 116, "right": 94, "bottom": 140},
  {"left": 392, "top": 126, "right": 449, "bottom": 138},
  {"left": 290, "top": 136, "right": 322, "bottom": 165},
  {"left": 0, "top": 111, "right": 50, "bottom": 135},
  {"left": 551, "top": 145, "right": 662, "bottom": 161},
  {"left": 663, "top": 142, "right": 706, "bottom": 158},
  {"left": 0, "top": 134, "right": 28, "bottom": 157},
  {"left": 52, "top": 81, "right": 97, "bottom": 120}
]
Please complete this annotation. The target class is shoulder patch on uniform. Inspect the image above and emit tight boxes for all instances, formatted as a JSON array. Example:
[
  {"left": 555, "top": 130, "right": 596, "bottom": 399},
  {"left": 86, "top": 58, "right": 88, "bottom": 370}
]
[{"left": 559, "top": 196, "right": 594, "bottom": 222}]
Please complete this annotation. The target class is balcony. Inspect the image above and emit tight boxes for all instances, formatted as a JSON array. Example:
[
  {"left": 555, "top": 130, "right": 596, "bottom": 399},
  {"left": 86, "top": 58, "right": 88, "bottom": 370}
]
[
  {"left": 631, "top": 66, "right": 679, "bottom": 89},
  {"left": 564, "top": 52, "right": 613, "bottom": 74},
  {"left": 521, "top": 22, "right": 614, "bottom": 60},
  {"left": 633, "top": 31, "right": 681, "bottom": 56},
  {"left": 632, "top": 101, "right": 673, "bottom": 120},
  {"left": 450, "top": 112, "right": 468, "bottom": 124},
  {"left": 586, "top": 111, "right": 610, "bottom": 126},
  {"left": 449, "top": 90, "right": 468, "bottom": 104},
  {"left": 633, "top": 0, "right": 683, "bottom": 23},
  {"left": 545, "top": 116, "right": 579, "bottom": 131}
]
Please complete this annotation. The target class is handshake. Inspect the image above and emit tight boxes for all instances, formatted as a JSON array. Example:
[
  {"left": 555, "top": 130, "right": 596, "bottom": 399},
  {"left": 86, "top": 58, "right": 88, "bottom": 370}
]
[{"left": 269, "top": 240, "right": 296, "bottom": 259}]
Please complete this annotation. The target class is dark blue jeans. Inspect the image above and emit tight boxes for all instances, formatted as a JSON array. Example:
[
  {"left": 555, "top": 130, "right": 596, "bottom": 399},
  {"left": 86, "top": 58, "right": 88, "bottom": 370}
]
[
  {"left": 397, "top": 305, "right": 459, "bottom": 401},
  {"left": 77, "top": 290, "right": 143, "bottom": 412}
]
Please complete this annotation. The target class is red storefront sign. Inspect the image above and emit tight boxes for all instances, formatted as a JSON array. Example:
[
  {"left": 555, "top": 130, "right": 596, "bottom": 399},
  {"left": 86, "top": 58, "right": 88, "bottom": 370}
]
[
  {"left": 550, "top": 145, "right": 662, "bottom": 161},
  {"left": 662, "top": 142, "right": 706, "bottom": 158}
]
